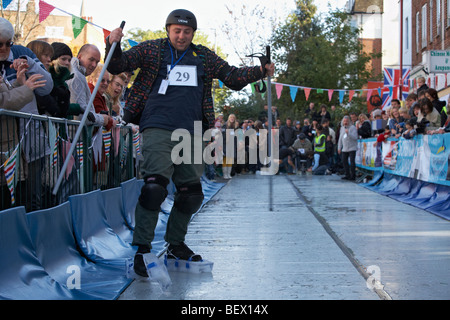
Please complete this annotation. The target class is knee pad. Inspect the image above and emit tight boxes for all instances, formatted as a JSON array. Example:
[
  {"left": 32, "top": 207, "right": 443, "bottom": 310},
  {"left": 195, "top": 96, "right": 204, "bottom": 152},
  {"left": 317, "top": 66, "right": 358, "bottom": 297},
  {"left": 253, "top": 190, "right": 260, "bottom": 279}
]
[
  {"left": 139, "top": 175, "right": 169, "bottom": 211},
  {"left": 174, "top": 183, "right": 204, "bottom": 215}
]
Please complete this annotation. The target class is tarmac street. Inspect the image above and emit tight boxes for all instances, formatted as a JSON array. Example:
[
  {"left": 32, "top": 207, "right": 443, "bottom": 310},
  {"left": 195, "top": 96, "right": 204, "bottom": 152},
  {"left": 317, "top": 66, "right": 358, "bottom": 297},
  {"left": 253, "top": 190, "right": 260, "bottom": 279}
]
[{"left": 119, "top": 173, "right": 450, "bottom": 300}]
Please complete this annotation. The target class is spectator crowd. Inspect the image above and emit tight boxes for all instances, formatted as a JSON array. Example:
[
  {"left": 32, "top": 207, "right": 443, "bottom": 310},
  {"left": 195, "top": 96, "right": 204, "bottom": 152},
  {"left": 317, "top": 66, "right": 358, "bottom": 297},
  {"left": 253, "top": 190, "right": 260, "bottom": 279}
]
[
  {"left": 207, "top": 76, "right": 450, "bottom": 182},
  {"left": 1, "top": 16, "right": 449, "bottom": 210}
]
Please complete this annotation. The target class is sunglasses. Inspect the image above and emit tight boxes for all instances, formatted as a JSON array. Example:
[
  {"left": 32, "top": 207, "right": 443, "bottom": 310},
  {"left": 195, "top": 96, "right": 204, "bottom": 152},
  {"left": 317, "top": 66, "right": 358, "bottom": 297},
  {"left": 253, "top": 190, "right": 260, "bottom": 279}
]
[{"left": 0, "top": 41, "right": 13, "bottom": 49}]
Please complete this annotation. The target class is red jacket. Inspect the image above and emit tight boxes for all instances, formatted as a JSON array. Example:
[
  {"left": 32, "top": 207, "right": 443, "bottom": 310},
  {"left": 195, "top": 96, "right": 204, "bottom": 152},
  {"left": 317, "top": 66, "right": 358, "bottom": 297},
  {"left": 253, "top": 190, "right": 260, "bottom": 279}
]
[{"left": 88, "top": 83, "right": 114, "bottom": 130}]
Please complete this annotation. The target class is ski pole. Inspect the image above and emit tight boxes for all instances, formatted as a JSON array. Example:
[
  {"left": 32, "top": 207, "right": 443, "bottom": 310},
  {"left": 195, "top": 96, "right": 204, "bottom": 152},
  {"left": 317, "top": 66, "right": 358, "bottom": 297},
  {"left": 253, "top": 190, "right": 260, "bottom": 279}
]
[
  {"left": 265, "top": 45, "right": 273, "bottom": 211},
  {"left": 53, "top": 21, "right": 126, "bottom": 195}
]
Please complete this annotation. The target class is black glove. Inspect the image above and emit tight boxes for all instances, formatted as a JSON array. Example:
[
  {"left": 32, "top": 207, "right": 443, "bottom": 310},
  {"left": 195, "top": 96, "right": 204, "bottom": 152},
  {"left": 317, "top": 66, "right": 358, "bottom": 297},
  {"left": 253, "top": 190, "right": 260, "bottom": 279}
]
[{"left": 87, "top": 112, "right": 96, "bottom": 122}]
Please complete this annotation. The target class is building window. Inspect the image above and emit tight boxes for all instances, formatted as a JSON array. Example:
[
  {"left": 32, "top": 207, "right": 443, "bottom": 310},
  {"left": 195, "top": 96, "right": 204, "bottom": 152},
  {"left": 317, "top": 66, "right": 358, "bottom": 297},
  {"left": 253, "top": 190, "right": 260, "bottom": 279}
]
[
  {"left": 436, "top": 0, "right": 441, "bottom": 36},
  {"left": 405, "top": 17, "right": 409, "bottom": 50},
  {"left": 416, "top": 11, "right": 420, "bottom": 52},
  {"left": 429, "top": 1, "right": 433, "bottom": 42},
  {"left": 448, "top": 0, "right": 450, "bottom": 27},
  {"left": 422, "top": 4, "right": 427, "bottom": 48}
]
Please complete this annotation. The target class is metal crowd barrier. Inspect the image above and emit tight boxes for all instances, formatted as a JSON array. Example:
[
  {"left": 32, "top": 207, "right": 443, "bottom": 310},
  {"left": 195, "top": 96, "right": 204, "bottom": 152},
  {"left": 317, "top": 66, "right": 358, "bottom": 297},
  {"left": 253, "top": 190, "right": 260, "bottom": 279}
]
[{"left": 1, "top": 109, "right": 137, "bottom": 212}]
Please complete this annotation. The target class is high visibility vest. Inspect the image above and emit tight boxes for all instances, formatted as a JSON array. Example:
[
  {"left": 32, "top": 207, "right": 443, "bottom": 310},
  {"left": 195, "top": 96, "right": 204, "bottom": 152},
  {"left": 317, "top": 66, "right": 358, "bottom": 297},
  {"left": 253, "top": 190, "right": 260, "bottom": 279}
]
[{"left": 314, "top": 134, "right": 326, "bottom": 153}]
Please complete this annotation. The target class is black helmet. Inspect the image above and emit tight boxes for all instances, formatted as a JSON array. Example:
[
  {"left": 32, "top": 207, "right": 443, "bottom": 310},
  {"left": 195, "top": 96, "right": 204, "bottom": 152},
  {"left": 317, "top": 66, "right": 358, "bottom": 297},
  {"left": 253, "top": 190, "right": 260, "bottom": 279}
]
[{"left": 165, "top": 9, "right": 197, "bottom": 31}]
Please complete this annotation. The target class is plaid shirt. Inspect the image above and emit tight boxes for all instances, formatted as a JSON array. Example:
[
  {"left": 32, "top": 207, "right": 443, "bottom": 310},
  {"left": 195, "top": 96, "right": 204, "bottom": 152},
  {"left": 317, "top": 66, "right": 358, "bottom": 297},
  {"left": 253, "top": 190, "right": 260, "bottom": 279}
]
[{"left": 107, "top": 38, "right": 264, "bottom": 130}]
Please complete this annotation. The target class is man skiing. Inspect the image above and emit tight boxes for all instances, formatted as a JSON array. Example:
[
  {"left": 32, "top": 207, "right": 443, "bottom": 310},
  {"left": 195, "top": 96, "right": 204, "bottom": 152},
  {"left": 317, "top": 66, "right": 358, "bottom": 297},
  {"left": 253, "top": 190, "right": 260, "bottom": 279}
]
[{"left": 106, "top": 9, "right": 275, "bottom": 277}]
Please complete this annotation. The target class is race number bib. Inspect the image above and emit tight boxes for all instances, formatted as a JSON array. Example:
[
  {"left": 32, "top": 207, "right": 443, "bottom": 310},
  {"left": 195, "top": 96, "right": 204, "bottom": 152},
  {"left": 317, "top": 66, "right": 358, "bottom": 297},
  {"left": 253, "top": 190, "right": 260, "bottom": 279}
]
[{"left": 167, "top": 65, "right": 198, "bottom": 87}]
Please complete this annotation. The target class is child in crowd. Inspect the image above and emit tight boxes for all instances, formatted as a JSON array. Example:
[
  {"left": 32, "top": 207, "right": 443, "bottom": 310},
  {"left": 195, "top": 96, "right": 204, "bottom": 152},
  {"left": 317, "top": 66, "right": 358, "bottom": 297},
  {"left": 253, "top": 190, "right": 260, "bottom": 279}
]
[{"left": 402, "top": 120, "right": 417, "bottom": 139}]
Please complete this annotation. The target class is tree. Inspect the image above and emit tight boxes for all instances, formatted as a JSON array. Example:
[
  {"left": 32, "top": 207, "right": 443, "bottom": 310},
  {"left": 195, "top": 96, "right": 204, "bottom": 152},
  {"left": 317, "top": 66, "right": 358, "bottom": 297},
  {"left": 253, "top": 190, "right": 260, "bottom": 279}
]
[
  {"left": 270, "top": 0, "right": 379, "bottom": 120},
  {"left": 1, "top": 0, "right": 40, "bottom": 44}
]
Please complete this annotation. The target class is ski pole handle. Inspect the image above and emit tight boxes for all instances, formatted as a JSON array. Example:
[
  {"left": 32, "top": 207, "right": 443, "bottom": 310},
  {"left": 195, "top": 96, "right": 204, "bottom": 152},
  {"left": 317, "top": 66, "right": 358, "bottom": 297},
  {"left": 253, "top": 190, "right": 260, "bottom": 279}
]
[{"left": 266, "top": 46, "right": 271, "bottom": 64}]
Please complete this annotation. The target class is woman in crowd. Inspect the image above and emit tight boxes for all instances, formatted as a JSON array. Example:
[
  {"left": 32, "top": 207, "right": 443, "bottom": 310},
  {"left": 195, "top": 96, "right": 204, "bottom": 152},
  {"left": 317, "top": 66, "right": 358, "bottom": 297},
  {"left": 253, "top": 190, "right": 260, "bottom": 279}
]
[
  {"left": 418, "top": 98, "right": 441, "bottom": 130},
  {"left": 104, "top": 72, "right": 127, "bottom": 120},
  {"left": 26, "top": 40, "right": 53, "bottom": 71},
  {"left": 1, "top": 63, "right": 47, "bottom": 210},
  {"left": 221, "top": 114, "right": 238, "bottom": 179},
  {"left": 357, "top": 113, "right": 372, "bottom": 138},
  {"left": 388, "top": 107, "right": 405, "bottom": 136},
  {"left": 425, "top": 88, "right": 447, "bottom": 127}
]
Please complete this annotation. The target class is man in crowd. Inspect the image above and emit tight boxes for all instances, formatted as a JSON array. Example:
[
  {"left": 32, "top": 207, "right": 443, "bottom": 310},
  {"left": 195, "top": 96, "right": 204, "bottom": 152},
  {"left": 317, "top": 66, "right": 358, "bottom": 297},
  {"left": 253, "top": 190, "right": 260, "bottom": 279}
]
[
  {"left": 67, "top": 44, "right": 109, "bottom": 126},
  {"left": 338, "top": 116, "right": 358, "bottom": 181}
]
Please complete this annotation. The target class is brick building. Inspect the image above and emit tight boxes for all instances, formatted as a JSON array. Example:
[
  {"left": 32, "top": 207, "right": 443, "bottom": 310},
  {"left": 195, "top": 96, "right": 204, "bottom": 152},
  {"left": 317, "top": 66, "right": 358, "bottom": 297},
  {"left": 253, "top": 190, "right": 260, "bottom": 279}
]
[
  {"left": 348, "top": 0, "right": 450, "bottom": 97},
  {"left": 410, "top": 0, "right": 450, "bottom": 96},
  {"left": 2, "top": 0, "right": 105, "bottom": 57},
  {"left": 346, "top": 0, "right": 398, "bottom": 80}
]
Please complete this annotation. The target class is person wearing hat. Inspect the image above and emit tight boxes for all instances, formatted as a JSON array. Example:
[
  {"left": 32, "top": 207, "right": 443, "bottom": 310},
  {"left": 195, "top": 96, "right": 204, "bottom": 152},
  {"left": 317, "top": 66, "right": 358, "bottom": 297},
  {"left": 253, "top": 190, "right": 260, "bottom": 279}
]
[
  {"left": 290, "top": 133, "right": 313, "bottom": 173},
  {"left": 51, "top": 42, "right": 73, "bottom": 69},
  {"left": 0, "top": 17, "right": 54, "bottom": 211},
  {"left": 30, "top": 42, "right": 79, "bottom": 119},
  {"left": 106, "top": 9, "right": 275, "bottom": 277}
]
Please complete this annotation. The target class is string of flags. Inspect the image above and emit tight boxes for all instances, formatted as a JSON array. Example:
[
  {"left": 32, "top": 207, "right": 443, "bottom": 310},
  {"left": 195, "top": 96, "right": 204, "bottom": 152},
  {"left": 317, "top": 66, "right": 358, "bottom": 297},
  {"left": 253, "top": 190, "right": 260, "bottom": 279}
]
[
  {"left": 1, "top": 122, "right": 141, "bottom": 205},
  {"left": 0, "top": 0, "right": 113, "bottom": 41},
  {"left": 222, "top": 68, "right": 448, "bottom": 107}
]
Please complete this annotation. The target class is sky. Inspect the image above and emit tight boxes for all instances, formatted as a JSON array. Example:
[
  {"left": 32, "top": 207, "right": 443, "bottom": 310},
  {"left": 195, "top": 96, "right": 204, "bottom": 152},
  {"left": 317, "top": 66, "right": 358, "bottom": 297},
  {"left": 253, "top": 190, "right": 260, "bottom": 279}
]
[{"left": 43, "top": 0, "right": 348, "bottom": 64}]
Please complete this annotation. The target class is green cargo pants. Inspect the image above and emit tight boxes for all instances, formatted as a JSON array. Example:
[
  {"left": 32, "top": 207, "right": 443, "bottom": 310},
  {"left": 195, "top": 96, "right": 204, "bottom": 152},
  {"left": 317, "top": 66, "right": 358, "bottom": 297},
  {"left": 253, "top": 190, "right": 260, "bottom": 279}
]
[{"left": 132, "top": 128, "right": 204, "bottom": 250}]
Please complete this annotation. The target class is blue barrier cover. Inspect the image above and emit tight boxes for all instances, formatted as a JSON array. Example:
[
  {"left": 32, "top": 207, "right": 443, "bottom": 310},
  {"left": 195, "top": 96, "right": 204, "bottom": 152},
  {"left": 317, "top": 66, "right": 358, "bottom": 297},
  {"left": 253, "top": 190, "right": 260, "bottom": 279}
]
[
  {"left": 0, "top": 177, "right": 225, "bottom": 299},
  {"left": 120, "top": 178, "right": 144, "bottom": 230},
  {"left": 69, "top": 190, "right": 136, "bottom": 269},
  {"left": 358, "top": 133, "right": 450, "bottom": 186},
  {"left": 26, "top": 202, "right": 132, "bottom": 300},
  {"left": 102, "top": 187, "right": 134, "bottom": 244},
  {"left": 0, "top": 207, "right": 95, "bottom": 300}
]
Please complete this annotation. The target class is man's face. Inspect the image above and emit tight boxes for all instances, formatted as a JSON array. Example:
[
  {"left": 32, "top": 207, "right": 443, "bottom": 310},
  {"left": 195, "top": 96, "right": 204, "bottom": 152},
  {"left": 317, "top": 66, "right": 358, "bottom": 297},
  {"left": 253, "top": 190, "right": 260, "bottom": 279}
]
[
  {"left": 0, "top": 37, "right": 12, "bottom": 61},
  {"left": 167, "top": 24, "right": 194, "bottom": 51},
  {"left": 343, "top": 118, "right": 349, "bottom": 126},
  {"left": 391, "top": 101, "right": 400, "bottom": 108},
  {"left": 78, "top": 47, "right": 100, "bottom": 76}
]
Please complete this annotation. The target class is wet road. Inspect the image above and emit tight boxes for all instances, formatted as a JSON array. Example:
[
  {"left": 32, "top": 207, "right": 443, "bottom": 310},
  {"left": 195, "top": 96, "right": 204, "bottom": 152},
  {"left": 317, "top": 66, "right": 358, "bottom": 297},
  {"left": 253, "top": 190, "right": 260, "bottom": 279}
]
[{"left": 119, "top": 173, "right": 450, "bottom": 300}]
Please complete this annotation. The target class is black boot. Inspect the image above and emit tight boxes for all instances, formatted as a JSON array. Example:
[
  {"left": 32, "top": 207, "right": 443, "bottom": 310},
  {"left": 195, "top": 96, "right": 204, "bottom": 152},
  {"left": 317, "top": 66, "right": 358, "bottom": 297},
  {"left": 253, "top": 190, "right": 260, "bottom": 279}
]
[
  {"left": 134, "top": 245, "right": 151, "bottom": 277},
  {"left": 167, "top": 242, "right": 202, "bottom": 261}
]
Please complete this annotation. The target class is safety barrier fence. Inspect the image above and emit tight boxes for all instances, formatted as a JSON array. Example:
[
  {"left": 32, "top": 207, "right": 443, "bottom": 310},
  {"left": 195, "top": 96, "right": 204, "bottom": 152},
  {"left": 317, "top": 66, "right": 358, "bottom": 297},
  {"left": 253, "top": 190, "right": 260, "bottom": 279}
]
[
  {"left": 1, "top": 109, "right": 137, "bottom": 212},
  {"left": 356, "top": 133, "right": 450, "bottom": 220},
  {"left": 0, "top": 176, "right": 224, "bottom": 300}
]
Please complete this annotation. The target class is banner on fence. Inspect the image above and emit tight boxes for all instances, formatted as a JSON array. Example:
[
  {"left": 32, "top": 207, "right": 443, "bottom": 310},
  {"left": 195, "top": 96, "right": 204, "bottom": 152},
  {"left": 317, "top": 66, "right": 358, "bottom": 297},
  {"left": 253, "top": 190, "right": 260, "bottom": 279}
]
[{"left": 357, "top": 133, "right": 450, "bottom": 186}]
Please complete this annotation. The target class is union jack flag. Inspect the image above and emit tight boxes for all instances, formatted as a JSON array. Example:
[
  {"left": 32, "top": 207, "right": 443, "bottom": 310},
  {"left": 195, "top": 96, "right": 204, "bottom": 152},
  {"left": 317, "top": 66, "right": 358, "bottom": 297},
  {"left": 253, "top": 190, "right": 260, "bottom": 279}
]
[{"left": 381, "top": 67, "right": 410, "bottom": 110}]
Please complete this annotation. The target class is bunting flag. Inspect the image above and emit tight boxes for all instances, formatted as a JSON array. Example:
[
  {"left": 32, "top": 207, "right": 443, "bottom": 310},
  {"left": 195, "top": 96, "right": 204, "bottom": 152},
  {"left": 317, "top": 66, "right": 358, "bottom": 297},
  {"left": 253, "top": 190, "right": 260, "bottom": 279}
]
[
  {"left": 2, "top": 146, "right": 19, "bottom": 205},
  {"left": 72, "top": 15, "right": 88, "bottom": 39},
  {"left": 2, "top": 0, "right": 13, "bottom": 9},
  {"left": 367, "top": 89, "right": 373, "bottom": 102},
  {"left": 275, "top": 83, "right": 283, "bottom": 99},
  {"left": 289, "top": 86, "right": 298, "bottom": 102},
  {"left": 76, "top": 141, "right": 84, "bottom": 167},
  {"left": 52, "top": 135, "right": 59, "bottom": 168},
  {"left": 128, "top": 39, "right": 139, "bottom": 47},
  {"left": 339, "top": 90, "right": 345, "bottom": 104},
  {"left": 348, "top": 90, "right": 355, "bottom": 102},
  {"left": 38, "top": 1, "right": 112, "bottom": 42},
  {"left": 39, "top": 0, "right": 55, "bottom": 23},
  {"left": 103, "top": 29, "right": 111, "bottom": 42},
  {"left": 62, "top": 141, "right": 75, "bottom": 180},
  {"left": 328, "top": 89, "right": 334, "bottom": 102},
  {"left": 133, "top": 131, "right": 141, "bottom": 157},
  {"left": 304, "top": 87, "right": 311, "bottom": 101},
  {"left": 102, "top": 129, "right": 112, "bottom": 157}
]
